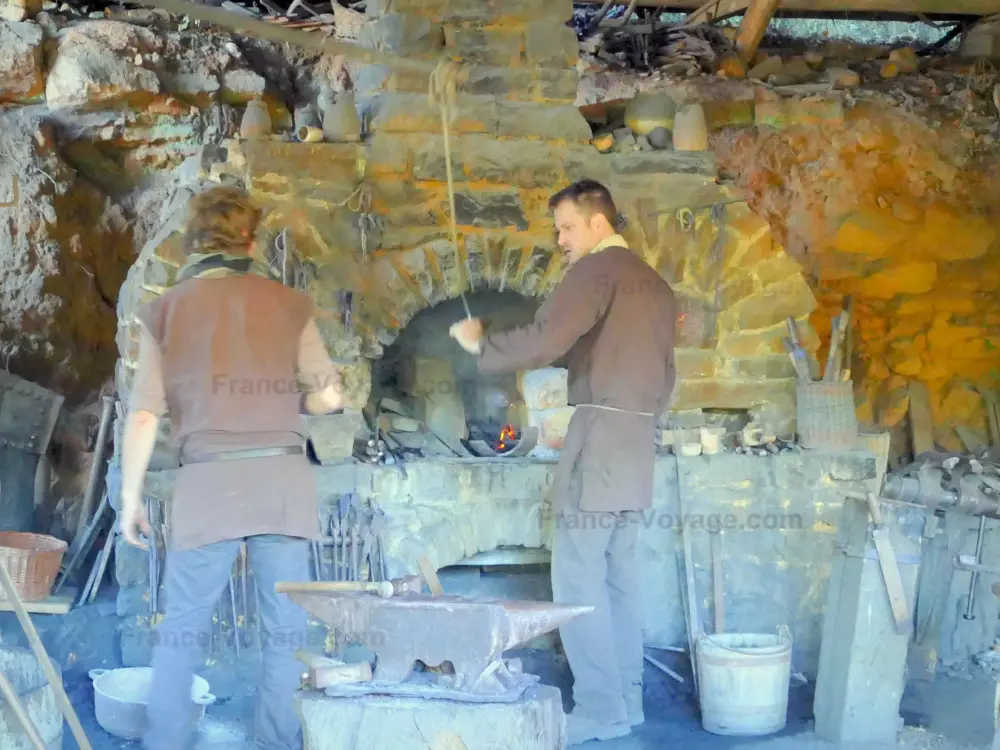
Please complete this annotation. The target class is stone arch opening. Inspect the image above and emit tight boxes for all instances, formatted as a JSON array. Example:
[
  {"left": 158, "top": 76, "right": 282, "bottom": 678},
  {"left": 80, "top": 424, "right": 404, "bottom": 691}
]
[{"left": 369, "top": 289, "right": 541, "bottom": 457}]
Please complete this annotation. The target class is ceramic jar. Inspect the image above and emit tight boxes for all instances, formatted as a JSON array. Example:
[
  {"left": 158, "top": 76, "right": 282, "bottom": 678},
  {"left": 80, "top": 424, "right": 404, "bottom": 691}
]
[
  {"left": 322, "top": 91, "right": 361, "bottom": 143},
  {"left": 240, "top": 99, "right": 272, "bottom": 139}
]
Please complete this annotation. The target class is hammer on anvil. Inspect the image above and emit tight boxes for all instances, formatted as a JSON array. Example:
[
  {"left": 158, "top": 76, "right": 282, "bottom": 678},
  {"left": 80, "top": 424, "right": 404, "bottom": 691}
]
[{"left": 274, "top": 576, "right": 421, "bottom": 599}]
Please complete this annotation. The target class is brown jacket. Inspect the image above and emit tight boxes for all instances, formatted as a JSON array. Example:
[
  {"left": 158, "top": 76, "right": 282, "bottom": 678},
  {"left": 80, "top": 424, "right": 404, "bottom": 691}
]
[
  {"left": 132, "top": 274, "right": 338, "bottom": 550},
  {"left": 479, "top": 244, "right": 676, "bottom": 513}
]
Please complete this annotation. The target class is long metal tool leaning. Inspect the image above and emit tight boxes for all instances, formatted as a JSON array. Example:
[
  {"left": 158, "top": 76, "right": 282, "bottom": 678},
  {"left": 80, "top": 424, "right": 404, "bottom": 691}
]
[{"left": 126, "top": 0, "right": 475, "bottom": 319}]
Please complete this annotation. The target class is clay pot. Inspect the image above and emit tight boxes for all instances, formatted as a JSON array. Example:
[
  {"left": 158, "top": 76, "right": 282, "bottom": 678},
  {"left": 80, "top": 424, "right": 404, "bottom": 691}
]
[
  {"left": 672, "top": 103, "right": 708, "bottom": 152},
  {"left": 322, "top": 91, "right": 361, "bottom": 143},
  {"left": 294, "top": 103, "right": 321, "bottom": 131},
  {"left": 240, "top": 99, "right": 272, "bottom": 139},
  {"left": 624, "top": 92, "right": 676, "bottom": 136}
]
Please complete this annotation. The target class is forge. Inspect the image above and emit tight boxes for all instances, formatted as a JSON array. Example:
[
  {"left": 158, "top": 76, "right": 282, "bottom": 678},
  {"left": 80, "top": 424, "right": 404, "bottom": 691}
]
[
  {"left": 98, "top": 0, "right": 920, "bottom": 744},
  {"left": 107, "top": 0, "right": 863, "bottom": 685},
  {"left": 370, "top": 290, "right": 541, "bottom": 459}
]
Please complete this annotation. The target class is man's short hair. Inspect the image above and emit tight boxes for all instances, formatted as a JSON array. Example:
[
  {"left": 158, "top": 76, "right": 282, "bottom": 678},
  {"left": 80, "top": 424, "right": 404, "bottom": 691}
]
[
  {"left": 548, "top": 179, "right": 618, "bottom": 229},
  {"left": 183, "top": 186, "right": 262, "bottom": 256}
]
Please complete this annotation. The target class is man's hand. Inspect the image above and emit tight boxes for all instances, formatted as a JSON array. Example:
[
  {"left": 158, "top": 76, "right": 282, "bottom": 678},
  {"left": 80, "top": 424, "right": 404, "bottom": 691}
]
[
  {"left": 449, "top": 318, "right": 483, "bottom": 355},
  {"left": 120, "top": 495, "right": 150, "bottom": 549}
]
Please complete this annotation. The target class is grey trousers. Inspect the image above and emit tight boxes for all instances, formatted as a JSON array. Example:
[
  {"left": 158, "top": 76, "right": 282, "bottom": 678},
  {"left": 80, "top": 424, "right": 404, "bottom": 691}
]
[
  {"left": 144, "top": 535, "right": 310, "bottom": 750},
  {"left": 551, "top": 510, "right": 643, "bottom": 724}
]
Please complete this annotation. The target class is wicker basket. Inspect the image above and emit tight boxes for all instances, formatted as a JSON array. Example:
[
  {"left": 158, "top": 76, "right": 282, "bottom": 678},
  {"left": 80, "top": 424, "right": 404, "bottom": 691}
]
[
  {"left": 0, "top": 532, "right": 67, "bottom": 603},
  {"left": 797, "top": 381, "right": 859, "bottom": 451}
]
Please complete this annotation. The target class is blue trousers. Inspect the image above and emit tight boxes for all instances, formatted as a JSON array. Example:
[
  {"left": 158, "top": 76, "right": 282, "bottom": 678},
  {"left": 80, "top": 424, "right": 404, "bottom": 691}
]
[{"left": 143, "top": 535, "right": 310, "bottom": 750}]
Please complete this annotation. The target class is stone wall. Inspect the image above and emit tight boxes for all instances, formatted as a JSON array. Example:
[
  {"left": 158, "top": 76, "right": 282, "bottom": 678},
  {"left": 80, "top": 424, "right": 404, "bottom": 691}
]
[
  {"left": 113, "top": 0, "right": 824, "bottom": 444},
  {"left": 711, "top": 99, "right": 1000, "bottom": 457},
  {"left": 114, "top": 449, "right": 876, "bottom": 675}
]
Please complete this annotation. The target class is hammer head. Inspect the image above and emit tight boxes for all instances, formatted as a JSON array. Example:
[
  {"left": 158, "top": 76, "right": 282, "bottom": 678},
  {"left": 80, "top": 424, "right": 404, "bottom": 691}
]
[{"left": 390, "top": 575, "right": 422, "bottom": 595}]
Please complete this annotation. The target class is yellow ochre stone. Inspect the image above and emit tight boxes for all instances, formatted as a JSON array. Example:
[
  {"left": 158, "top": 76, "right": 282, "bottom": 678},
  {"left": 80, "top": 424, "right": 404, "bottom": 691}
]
[{"left": 857, "top": 261, "right": 937, "bottom": 299}]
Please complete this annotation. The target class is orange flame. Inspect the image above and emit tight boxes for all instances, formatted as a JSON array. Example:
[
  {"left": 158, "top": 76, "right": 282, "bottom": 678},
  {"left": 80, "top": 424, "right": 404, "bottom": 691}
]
[{"left": 497, "top": 424, "right": 517, "bottom": 452}]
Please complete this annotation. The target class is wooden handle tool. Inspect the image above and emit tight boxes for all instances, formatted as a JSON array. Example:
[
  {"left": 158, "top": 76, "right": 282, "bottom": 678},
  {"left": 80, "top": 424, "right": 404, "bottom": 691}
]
[
  {"left": 275, "top": 580, "right": 394, "bottom": 598},
  {"left": 293, "top": 650, "right": 373, "bottom": 689}
]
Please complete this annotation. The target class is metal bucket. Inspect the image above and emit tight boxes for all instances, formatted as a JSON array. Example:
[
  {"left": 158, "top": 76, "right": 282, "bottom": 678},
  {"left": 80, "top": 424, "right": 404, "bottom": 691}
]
[
  {"left": 88, "top": 667, "right": 215, "bottom": 740},
  {"left": 0, "top": 647, "right": 62, "bottom": 750}
]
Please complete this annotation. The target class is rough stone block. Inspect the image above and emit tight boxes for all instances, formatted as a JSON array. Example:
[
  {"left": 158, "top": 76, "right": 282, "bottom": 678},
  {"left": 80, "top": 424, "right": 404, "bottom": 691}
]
[
  {"left": 114, "top": 536, "right": 149, "bottom": 587},
  {"left": 0, "top": 20, "right": 44, "bottom": 102},
  {"left": 359, "top": 12, "right": 444, "bottom": 55},
  {"left": 367, "top": 0, "right": 573, "bottom": 23},
  {"left": 454, "top": 189, "right": 529, "bottom": 231},
  {"left": 219, "top": 68, "right": 266, "bottom": 103},
  {"left": 496, "top": 101, "right": 592, "bottom": 142},
  {"left": 702, "top": 97, "right": 755, "bottom": 130},
  {"left": 530, "top": 68, "right": 580, "bottom": 103},
  {"left": 824, "top": 450, "right": 877, "bottom": 482},
  {"left": 524, "top": 20, "right": 579, "bottom": 68},
  {"left": 410, "top": 136, "right": 462, "bottom": 181},
  {"left": 609, "top": 151, "right": 717, "bottom": 177},
  {"left": 46, "top": 30, "right": 160, "bottom": 108},
  {"left": 245, "top": 141, "right": 360, "bottom": 191},
  {"left": 119, "top": 621, "right": 154, "bottom": 667},
  {"left": 519, "top": 368, "right": 568, "bottom": 410},
  {"left": 725, "top": 274, "right": 817, "bottom": 332},
  {"left": 857, "top": 261, "right": 937, "bottom": 299},
  {"left": 730, "top": 355, "right": 797, "bottom": 379},
  {"left": 461, "top": 135, "right": 567, "bottom": 187},
  {"left": 444, "top": 24, "right": 523, "bottom": 66},
  {"left": 675, "top": 349, "right": 720, "bottom": 379},
  {"left": 672, "top": 378, "right": 796, "bottom": 410},
  {"left": 356, "top": 62, "right": 576, "bottom": 103},
  {"left": 366, "top": 93, "right": 499, "bottom": 134},
  {"left": 116, "top": 584, "right": 149, "bottom": 617}
]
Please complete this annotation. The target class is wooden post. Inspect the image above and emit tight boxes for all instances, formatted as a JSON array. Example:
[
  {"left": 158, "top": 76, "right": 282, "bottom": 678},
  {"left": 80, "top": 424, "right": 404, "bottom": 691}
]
[
  {"left": 0, "top": 560, "right": 92, "bottom": 750},
  {"left": 735, "top": 0, "right": 781, "bottom": 64}
]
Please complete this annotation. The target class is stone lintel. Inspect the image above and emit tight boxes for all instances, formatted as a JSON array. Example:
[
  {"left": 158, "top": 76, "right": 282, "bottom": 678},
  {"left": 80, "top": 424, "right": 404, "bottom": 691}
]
[{"left": 366, "top": 0, "right": 574, "bottom": 24}]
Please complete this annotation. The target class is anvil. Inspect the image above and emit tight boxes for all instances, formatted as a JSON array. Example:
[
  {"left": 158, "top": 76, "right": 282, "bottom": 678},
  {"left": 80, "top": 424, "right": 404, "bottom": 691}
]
[{"left": 284, "top": 591, "right": 593, "bottom": 689}]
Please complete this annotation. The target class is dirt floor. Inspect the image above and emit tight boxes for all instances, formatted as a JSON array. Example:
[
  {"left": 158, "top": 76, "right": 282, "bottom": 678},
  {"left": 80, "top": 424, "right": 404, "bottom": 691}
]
[{"left": 0, "top": 575, "right": 993, "bottom": 750}]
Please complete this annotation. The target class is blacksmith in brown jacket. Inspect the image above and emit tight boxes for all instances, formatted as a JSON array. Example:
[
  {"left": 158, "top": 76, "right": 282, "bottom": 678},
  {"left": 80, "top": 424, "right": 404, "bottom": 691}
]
[
  {"left": 450, "top": 179, "right": 676, "bottom": 745},
  {"left": 119, "top": 186, "right": 344, "bottom": 750}
]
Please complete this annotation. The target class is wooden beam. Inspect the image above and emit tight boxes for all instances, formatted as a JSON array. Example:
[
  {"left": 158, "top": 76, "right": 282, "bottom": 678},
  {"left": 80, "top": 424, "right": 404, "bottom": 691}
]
[
  {"left": 574, "top": 0, "right": 1000, "bottom": 16},
  {"left": 735, "top": 0, "right": 780, "bottom": 62}
]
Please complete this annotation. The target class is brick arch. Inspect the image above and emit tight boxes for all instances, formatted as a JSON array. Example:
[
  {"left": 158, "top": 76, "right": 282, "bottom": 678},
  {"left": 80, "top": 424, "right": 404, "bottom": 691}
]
[{"left": 350, "top": 236, "right": 566, "bottom": 358}]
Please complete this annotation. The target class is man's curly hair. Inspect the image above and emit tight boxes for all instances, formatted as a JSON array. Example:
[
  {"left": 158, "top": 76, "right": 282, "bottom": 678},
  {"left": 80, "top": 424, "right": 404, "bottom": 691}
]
[{"left": 182, "top": 186, "right": 262, "bottom": 256}]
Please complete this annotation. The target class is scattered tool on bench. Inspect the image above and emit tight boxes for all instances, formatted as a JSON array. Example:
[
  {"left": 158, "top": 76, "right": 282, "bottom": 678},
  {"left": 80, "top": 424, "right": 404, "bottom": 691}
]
[
  {"left": 274, "top": 576, "right": 422, "bottom": 599},
  {"left": 293, "top": 649, "right": 373, "bottom": 690}
]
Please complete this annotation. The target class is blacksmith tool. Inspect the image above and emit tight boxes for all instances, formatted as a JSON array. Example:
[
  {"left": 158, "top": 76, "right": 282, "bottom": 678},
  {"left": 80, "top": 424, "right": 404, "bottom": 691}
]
[
  {"left": 962, "top": 515, "right": 988, "bottom": 621},
  {"left": 334, "top": 504, "right": 344, "bottom": 580},
  {"left": 229, "top": 570, "right": 240, "bottom": 657},
  {"left": 293, "top": 649, "right": 372, "bottom": 690},
  {"left": 416, "top": 556, "right": 445, "bottom": 596},
  {"left": 845, "top": 492, "right": 911, "bottom": 634},
  {"left": 823, "top": 307, "right": 848, "bottom": 382},
  {"left": 360, "top": 520, "right": 374, "bottom": 582},
  {"left": 310, "top": 536, "right": 322, "bottom": 582},
  {"left": 275, "top": 580, "right": 396, "bottom": 598},
  {"left": 239, "top": 542, "right": 249, "bottom": 647},
  {"left": 782, "top": 336, "right": 812, "bottom": 382},
  {"left": 371, "top": 506, "right": 389, "bottom": 581}
]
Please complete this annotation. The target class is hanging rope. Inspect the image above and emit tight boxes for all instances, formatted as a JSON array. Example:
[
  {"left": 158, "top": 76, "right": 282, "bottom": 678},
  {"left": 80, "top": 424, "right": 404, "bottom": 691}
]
[{"left": 428, "top": 59, "right": 473, "bottom": 320}]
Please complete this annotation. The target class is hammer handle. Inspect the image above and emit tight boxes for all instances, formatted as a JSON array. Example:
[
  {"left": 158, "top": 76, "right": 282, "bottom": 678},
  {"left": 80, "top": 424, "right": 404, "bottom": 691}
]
[{"left": 275, "top": 580, "right": 392, "bottom": 597}]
